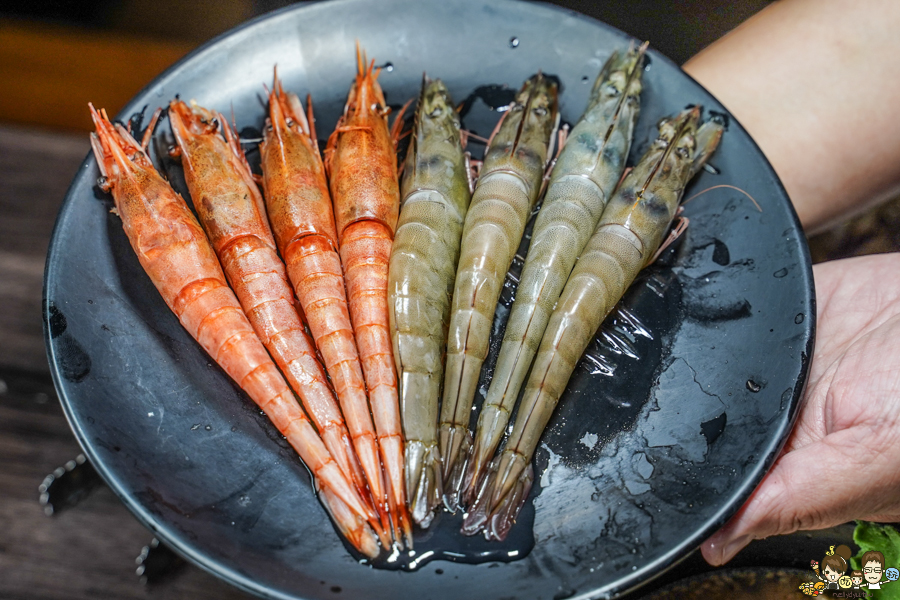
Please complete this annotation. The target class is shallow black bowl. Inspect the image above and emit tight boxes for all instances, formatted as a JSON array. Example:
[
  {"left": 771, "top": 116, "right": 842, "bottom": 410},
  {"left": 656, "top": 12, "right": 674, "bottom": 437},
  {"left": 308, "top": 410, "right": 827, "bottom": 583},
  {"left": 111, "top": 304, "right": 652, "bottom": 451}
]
[{"left": 43, "top": 1, "right": 814, "bottom": 598}]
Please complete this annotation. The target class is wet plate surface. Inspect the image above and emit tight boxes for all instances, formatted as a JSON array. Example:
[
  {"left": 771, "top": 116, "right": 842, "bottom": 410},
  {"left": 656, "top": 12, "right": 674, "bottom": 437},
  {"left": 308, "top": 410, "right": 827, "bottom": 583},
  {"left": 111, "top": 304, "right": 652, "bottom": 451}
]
[{"left": 43, "top": 1, "right": 814, "bottom": 599}]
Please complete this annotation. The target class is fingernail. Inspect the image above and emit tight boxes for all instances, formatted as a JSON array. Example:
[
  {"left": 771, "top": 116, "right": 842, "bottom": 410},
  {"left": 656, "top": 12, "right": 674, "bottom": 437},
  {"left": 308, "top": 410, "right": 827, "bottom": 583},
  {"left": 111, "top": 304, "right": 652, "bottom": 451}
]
[{"left": 721, "top": 534, "right": 751, "bottom": 563}]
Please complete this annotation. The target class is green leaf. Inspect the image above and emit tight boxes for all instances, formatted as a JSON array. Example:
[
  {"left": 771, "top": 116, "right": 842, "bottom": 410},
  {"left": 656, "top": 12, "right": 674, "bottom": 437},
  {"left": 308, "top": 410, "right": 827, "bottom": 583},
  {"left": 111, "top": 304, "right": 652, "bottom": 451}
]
[{"left": 852, "top": 521, "right": 900, "bottom": 600}]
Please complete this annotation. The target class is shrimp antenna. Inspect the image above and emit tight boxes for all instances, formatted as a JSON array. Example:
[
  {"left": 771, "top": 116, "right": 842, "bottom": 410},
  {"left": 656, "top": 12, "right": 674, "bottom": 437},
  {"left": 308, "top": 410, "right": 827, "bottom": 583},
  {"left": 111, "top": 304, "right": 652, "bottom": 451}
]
[{"left": 683, "top": 184, "right": 762, "bottom": 212}]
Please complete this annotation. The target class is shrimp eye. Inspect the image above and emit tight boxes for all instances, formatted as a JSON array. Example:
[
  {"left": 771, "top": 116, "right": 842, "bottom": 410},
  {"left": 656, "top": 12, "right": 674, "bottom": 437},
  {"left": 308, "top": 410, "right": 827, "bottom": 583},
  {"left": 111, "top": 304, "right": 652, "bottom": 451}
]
[
  {"left": 96, "top": 175, "right": 109, "bottom": 190},
  {"left": 211, "top": 117, "right": 220, "bottom": 131},
  {"left": 285, "top": 118, "right": 294, "bottom": 128},
  {"left": 676, "top": 146, "right": 691, "bottom": 159},
  {"left": 131, "top": 151, "right": 145, "bottom": 162},
  {"left": 511, "top": 103, "right": 524, "bottom": 112},
  {"left": 267, "top": 124, "right": 274, "bottom": 132},
  {"left": 533, "top": 106, "right": 547, "bottom": 116}
]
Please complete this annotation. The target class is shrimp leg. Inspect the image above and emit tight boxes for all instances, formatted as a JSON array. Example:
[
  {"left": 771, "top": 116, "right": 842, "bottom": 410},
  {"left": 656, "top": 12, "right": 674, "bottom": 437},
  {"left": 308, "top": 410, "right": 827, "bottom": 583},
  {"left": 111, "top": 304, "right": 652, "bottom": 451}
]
[
  {"left": 389, "top": 77, "right": 472, "bottom": 527},
  {"left": 325, "top": 48, "right": 412, "bottom": 547},
  {"left": 464, "top": 107, "right": 724, "bottom": 540},
  {"left": 439, "top": 74, "right": 559, "bottom": 510},
  {"left": 461, "top": 46, "right": 646, "bottom": 505},
  {"left": 259, "top": 78, "right": 394, "bottom": 546},
  {"left": 89, "top": 105, "right": 380, "bottom": 557}
]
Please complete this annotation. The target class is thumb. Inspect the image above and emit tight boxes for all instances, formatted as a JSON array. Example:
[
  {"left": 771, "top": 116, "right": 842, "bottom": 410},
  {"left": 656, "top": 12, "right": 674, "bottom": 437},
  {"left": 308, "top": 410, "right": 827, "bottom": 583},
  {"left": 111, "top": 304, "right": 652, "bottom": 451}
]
[{"left": 701, "top": 428, "right": 875, "bottom": 566}]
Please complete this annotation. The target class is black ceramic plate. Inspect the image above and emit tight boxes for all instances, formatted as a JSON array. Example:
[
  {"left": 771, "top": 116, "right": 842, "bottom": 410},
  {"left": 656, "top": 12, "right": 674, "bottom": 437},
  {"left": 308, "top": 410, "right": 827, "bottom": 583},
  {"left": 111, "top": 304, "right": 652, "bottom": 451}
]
[{"left": 43, "top": 1, "right": 814, "bottom": 598}]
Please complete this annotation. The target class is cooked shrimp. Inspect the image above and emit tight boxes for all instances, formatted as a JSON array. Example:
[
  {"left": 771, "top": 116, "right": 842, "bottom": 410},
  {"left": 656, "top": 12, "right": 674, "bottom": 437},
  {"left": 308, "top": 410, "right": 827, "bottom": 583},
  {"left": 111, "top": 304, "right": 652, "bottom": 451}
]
[
  {"left": 168, "top": 99, "right": 379, "bottom": 529},
  {"left": 88, "top": 104, "right": 381, "bottom": 557},
  {"left": 439, "top": 74, "right": 559, "bottom": 510},
  {"left": 461, "top": 46, "right": 646, "bottom": 506},
  {"left": 325, "top": 47, "right": 412, "bottom": 546},
  {"left": 389, "top": 77, "right": 472, "bottom": 527},
  {"left": 463, "top": 107, "right": 724, "bottom": 540},
  {"left": 258, "top": 78, "right": 393, "bottom": 546}
]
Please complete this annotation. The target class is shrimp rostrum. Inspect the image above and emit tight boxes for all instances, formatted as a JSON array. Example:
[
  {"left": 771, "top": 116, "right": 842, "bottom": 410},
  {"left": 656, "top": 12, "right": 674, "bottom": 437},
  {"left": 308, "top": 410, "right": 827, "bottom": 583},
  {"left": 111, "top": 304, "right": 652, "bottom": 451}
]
[
  {"left": 89, "top": 105, "right": 382, "bottom": 557},
  {"left": 389, "top": 77, "right": 472, "bottom": 528},
  {"left": 461, "top": 45, "right": 646, "bottom": 506},
  {"left": 463, "top": 107, "right": 724, "bottom": 540},
  {"left": 439, "top": 74, "right": 559, "bottom": 510}
]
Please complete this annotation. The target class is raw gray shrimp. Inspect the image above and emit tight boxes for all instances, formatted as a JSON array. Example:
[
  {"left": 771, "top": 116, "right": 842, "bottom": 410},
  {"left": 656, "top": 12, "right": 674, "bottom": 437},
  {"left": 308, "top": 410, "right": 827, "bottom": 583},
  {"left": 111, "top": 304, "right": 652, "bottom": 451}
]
[
  {"left": 438, "top": 74, "right": 559, "bottom": 509},
  {"left": 463, "top": 107, "right": 724, "bottom": 540},
  {"left": 388, "top": 77, "right": 472, "bottom": 527},
  {"left": 460, "top": 45, "right": 647, "bottom": 506}
]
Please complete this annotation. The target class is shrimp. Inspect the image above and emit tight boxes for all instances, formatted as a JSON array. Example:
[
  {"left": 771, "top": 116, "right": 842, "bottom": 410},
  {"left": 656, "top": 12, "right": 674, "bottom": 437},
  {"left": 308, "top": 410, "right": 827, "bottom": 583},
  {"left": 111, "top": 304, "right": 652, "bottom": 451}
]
[
  {"left": 460, "top": 46, "right": 646, "bottom": 506},
  {"left": 439, "top": 74, "right": 559, "bottom": 509},
  {"left": 324, "top": 48, "right": 412, "bottom": 547},
  {"left": 258, "top": 77, "right": 394, "bottom": 546},
  {"left": 462, "top": 107, "right": 724, "bottom": 540},
  {"left": 88, "top": 104, "right": 382, "bottom": 557},
  {"left": 167, "top": 99, "right": 381, "bottom": 532},
  {"left": 388, "top": 77, "right": 472, "bottom": 527}
]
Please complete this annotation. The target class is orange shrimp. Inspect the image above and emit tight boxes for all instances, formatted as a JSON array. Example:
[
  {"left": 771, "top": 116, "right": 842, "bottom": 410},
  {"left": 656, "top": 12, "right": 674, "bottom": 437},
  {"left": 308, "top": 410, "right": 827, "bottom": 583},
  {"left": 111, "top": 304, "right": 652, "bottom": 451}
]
[
  {"left": 167, "top": 99, "right": 389, "bottom": 546},
  {"left": 258, "top": 77, "right": 395, "bottom": 545},
  {"left": 325, "top": 47, "right": 412, "bottom": 547},
  {"left": 88, "top": 104, "right": 381, "bottom": 558}
]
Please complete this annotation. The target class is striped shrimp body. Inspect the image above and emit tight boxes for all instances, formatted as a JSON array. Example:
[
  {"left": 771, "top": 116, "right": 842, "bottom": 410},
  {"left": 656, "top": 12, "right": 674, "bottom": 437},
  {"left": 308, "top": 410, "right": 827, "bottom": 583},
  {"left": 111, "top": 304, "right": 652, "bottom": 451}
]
[
  {"left": 89, "top": 105, "right": 381, "bottom": 557},
  {"left": 389, "top": 78, "right": 471, "bottom": 527},
  {"left": 326, "top": 49, "right": 412, "bottom": 547},
  {"left": 461, "top": 47, "right": 646, "bottom": 505},
  {"left": 258, "top": 78, "right": 394, "bottom": 547},
  {"left": 463, "top": 107, "right": 724, "bottom": 540},
  {"left": 440, "top": 74, "right": 559, "bottom": 509}
]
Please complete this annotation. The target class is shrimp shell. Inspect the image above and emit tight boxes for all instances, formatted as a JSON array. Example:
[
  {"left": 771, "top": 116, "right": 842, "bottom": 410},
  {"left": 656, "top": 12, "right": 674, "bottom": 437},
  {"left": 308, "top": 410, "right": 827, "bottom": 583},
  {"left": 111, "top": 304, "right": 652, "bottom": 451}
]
[
  {"left": 389, "top": 77, "right": 471, "bottom": 527},
  {"left": 326, "top": 47, "right": 413, "bottom": 546},
  {"left": 461, "top": 46, "right": 646, "bottom": 506},
  {"left": 88, "top": 104, "right": 380, "bottom": 557},
  {"left": 439, "top": 73, "right": 559, "bottom": 510},
  {"left": 464, "top": 107, "right": 724, "bottom": 540},
  {"left": 259, "top": 78, "right": 394, "bottom": 547}
]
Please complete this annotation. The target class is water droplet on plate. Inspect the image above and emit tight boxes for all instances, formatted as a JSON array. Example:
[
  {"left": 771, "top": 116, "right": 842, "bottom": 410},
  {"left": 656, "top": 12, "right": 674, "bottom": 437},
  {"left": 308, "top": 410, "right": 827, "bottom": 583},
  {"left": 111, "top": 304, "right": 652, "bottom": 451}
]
[
  {"left": 794, "top": 313, "right": 804, "bottom": 324},
  {"left": 509, "top": 36, "right": 519, "bottom": 48},
  {"left": 191, "top": 424, "right": 200, "bottom": 431},
  {"left": 746, "top": 379, "right": 761, "bottom": 393}
]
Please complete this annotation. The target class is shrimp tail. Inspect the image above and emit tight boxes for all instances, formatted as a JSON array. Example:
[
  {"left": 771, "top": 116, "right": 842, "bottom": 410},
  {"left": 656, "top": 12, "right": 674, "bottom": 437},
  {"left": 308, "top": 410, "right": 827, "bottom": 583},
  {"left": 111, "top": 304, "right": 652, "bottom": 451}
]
[
  {"left": 461, "top": 457, "right": 533, "bottom": 541},
  {"left": 319, "top": 487, "right": 381, "bottom": 559}
]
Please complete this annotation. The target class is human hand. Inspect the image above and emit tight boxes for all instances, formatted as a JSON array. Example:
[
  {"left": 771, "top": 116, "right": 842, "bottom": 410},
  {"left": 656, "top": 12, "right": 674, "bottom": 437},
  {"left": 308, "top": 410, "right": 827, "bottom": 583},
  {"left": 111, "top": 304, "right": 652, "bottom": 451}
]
[{"left": 702, "top": 252, "right": 900, "bottom": 565}]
